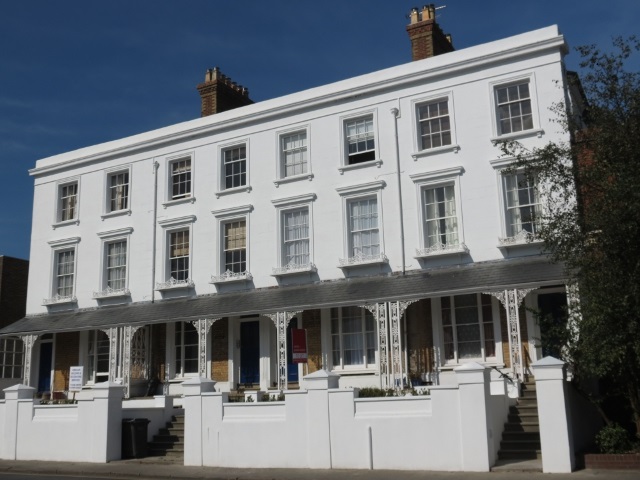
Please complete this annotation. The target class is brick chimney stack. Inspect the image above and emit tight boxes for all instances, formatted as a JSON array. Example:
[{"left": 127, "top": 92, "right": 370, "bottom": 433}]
[
  {"left": 197, "top": 67, "right": 253, "bottom": 117},
  {"left": 406, "top": 4, "right": 454, "bottom": 61}
]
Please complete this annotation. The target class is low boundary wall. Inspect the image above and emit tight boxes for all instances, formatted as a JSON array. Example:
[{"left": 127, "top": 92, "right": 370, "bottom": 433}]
[{"left": 184, "top": 362, "right": 508, "bottom": 472}]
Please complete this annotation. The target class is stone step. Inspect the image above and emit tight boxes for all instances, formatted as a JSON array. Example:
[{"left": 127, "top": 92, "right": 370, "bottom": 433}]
[
  {"left": 148, "top": 448, "right": 184, "bottom": 458},
  {"left": 520, "top": 389, "right": 538, "bottom": 398},
  {"left": 504, "top": 422, "right": 540, "bottom": 433},
  {"left": 160, "top": 426, "right": 184, "bottom": 434},
  {"left": 508, "top": 413, "right": 539, "bottom": 423},
  {"left": 501, "top": 431, "right": 541, "bottom": 442},
  {"left": 153, "top": 434, "right": 183, "bottom": 443},
  {"left": 510, "top": 405, "right": 538, "bottom": 415},
  {"left": 517, "top": 397, "right": 538, "bottom": 406},
  {"left": 149, "top": 440, "right": 184, "bottom": 449},
  {"left": 500, "top": 440, "right": 542, "bottom": 451},
  {"left": 497, "top": 449, "right": 542, "bottom": 460}
]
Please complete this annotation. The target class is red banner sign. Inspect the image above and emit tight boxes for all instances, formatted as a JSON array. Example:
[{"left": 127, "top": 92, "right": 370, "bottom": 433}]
[{"left": 291, "top": 328, "right": 308, "bottom": 364}]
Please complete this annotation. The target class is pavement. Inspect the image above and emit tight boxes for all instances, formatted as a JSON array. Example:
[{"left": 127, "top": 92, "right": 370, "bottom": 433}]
[{"left": 0, "top": 456, "right": 639, "bottom": 480}]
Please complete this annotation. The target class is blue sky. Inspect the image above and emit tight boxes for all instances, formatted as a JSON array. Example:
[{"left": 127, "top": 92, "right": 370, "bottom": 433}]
[{"left": 1, "top": 0, "right": 638, "bottom": 260}]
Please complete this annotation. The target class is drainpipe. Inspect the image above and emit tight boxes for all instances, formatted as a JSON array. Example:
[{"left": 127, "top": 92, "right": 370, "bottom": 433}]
[
  {"left": 390, "top": 106, "right": 406, "bottom": 275},
  {"left": 151, "top": 160, "right": 159, "bottom": 303}
]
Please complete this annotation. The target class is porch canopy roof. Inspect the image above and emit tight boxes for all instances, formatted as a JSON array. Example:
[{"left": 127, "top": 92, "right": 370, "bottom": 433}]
[{"left": 0, "top": 256, "right": 566, "bottom": 336}]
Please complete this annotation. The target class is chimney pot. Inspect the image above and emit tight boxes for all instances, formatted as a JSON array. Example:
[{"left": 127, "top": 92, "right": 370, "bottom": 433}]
[{"left": 410, "top": 7, "right": 419, "bottom": 24}]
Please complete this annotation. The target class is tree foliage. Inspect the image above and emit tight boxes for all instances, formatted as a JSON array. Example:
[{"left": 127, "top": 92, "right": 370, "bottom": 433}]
[{"left": 501, "top": 37, "right": 640, "bottom": 436}]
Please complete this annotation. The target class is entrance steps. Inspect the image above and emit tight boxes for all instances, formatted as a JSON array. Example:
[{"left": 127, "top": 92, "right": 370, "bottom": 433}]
[
  {"left": 148, "top": 415, "right": 184, "bottom": 458},
  {"left": 497, "top": 380, "right": 542, "bottom": 461}
]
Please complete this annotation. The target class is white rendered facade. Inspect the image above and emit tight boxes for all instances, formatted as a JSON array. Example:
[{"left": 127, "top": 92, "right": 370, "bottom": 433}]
[{"left": 11, "top": 26, "right": 573, "bottom": 396}]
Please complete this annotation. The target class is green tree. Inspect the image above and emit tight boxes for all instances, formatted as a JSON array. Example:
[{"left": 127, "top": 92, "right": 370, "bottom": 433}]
[{"left": 500, "top": 37, "right": 640, "bottom": 436}]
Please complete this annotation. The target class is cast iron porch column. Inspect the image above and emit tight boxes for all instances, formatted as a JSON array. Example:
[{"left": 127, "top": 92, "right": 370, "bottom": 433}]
[
  {"left": 266, "top": 311, "right": 301, "bottom": 391},
  {"left": 190, "top": 318, "right": 220, "bottom": 379},
  {"left": 20, "top": 334, "right": 39, "bottom": 387},
  {"left": 484, "top": 288, "right": 534, "bottom": 382}
]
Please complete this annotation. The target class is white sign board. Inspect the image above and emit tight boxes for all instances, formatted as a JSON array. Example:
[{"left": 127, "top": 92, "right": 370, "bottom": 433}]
[{"left": 69, "top": 366, "right": 84, "bottom": 392}]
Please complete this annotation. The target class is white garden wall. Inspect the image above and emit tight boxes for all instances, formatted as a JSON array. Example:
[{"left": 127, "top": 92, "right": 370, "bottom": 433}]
[
  {"left": 184, "top": 364, "right": 505, "bottom": 472},
  {"left": 0, "top": 382, "right": 175, "bottom": 462}
]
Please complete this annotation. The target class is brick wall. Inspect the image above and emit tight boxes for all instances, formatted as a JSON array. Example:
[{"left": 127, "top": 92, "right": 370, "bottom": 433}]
[
  {"left": 0, "top": 256, "right": 29, "bottom": 329},
  {"left": 303, "top": 309, "right": 322, "bottom": 373},
  {"left": 211, "top": 318, "right": 228, "bottom": 381},
  {"left": 149, "top": 323, "right": 166, "bottom": 381},
  {"left": 406, "top": 298, "right": 434, "bottom": 380},
  {"left": 53, "top": 332, "right": 79, "bottom": 392}
]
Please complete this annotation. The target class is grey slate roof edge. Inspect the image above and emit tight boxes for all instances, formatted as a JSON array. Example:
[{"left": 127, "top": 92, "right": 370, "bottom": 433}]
[{"left": 0, "top": 256, "right": 567, "bottom": 336}]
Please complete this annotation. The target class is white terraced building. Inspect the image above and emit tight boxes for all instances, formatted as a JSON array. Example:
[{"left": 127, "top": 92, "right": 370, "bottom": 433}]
[{"left": 3, "top": 10, "right": 578, "bottom": 404}]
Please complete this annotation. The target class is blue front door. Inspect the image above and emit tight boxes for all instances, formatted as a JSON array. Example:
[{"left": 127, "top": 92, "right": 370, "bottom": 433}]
[
  {"left": 287, "top": 318, "right": 299, "bottom": 382},
  {"left": 37, "top": 342, "right": 53, "bottom": 393},
  {"left": 240, "top": 321, "right": 260, "bottom": 385}
]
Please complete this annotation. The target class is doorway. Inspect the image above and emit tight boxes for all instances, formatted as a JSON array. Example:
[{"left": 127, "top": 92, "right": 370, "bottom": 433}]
[
  {"left": 286, "top": 318, "right": 299, "bottom": 383},
  {"left": 240, "top": 321, "right": 260, "bottom": 385},
  {"left": 37, "top": 340, "right": 53, "bottom": 395}
]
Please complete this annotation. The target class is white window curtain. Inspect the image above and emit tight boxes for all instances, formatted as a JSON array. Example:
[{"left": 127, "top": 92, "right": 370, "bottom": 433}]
[
  {"left": 283, "top": 209, "right": 309, "bottom": 266},
  {"left": 424, "top": 185, "right": 458, "bottom": 247},
  {"left": 349, "top": 198, "right": 379, "bottom": 257}
]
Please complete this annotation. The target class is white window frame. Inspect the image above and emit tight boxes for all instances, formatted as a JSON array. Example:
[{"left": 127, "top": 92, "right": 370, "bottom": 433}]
[
  {"left": 336, "top": 180, "right": 387, "bottom": 268},
  {"left": 94, "top": 227, "right": 133, "bottom": 299},
  {"left": 163, "top": 152, "right": 195, "bottom": 208},
  {"left": 491, "top": 158, "right": 544, "bottom": 248},
  {"left": 102, "top": 166, "right": 132, "bottom": 219},
  {"left": 323, "top": 307, "right": 378, "bottom": 372},
  {"left": 156, "top": 215, "right": 196, "bottom": 290},
  {"left": 211, "top": 205, "right": 253, "bottom": 283},
  {"left": 44, "top": 236, "right": 80, "bottom": 305},
  {"left": 271, "top": 193, "right": 317, "bottom": 276},
  {"left": 0, "top": 337, "right": 24, "bottom": 379},
  {"left": 216, "top": 140, "right": 252, "bottom": 197},
  {"left": 53, "top": 177, "right": 80, "bottom": 228},
  {"left": 410, "top": 167, "right": 467, "bottom": 258},
  {"left": 411, "top": 92, "right": 460, "bottom": 159},
  {"left": 431, "top": 293, "right": 501, "bottom": 367},
  {"left": 166, "top": 321, "right": 200, "bottom": 379},
  {"left": 489, "top": 74, "right": 543, "bottom": 143},
  {"left": 274, "top": 126, "right": 314, "bottom": 186},
  {"left": 338, "top": 111, "right": 382, "bottom": 174},
  {"left": 83, "top": 329, "right": 110, "bottom": 385}
]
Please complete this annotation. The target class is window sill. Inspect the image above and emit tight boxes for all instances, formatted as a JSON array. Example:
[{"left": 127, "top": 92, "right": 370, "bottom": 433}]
[
  {"left": 411, "top": 144, "right": 460, "bottom": 160},
  {"left": 273, "top": 173, "right": 314, "bottom": 187},
  {"left": 162, "top": 197, "right": 195, "bottom": 209},
  {"left": 215, "top": 185, "right": 252, "bottom": 199},
  {"left": 439, "top": 360, "right": 501, "bottom": 371},
  {"left": 168, "top": 375, "right": 199, "bottom": 383},
  {"left": 415, "top": 243, "right": 469, "bottom": 258},
  {"left": 210, "top": 270, "right": 253, "bottom": 284},
  {"left": 490, "top": 128, "right": 544, "bottom": 145},
  {"left": 331, "top": 368, "right": 378, "bottom": 376},
  {"left": 338, "top": 253, "right": 388, "bottom": 268},
  {"left": 271, "top": 263, "right": 317, "bottom": 277},
  {"left": 52, "top": 219, "right": 79, "bottom": 229},
  {"left": 42, "top": 294, "right": 77, "bottom": 306},
  {"left": 92, "top": 287, "right": 131, "bottom": 299},
  {"left": 338, "top": 159, "right": 382, "bottom": 175},
  {"left": 101, "top": 209, "right": 131, "bottom": 220},
  {"left": 497, "top": 231, "right": 543, "bottom": 249},
  {"left": 155, "top": 278, "right": 195, "bottom": 291}
]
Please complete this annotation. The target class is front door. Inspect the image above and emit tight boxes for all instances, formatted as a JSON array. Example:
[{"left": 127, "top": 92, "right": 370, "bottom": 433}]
[
  {"left": 240, "top": 321, "right": 260, "bottom": 385},
  {"left": 37, "top": 342, "right": 53, "bottom": 394}
]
